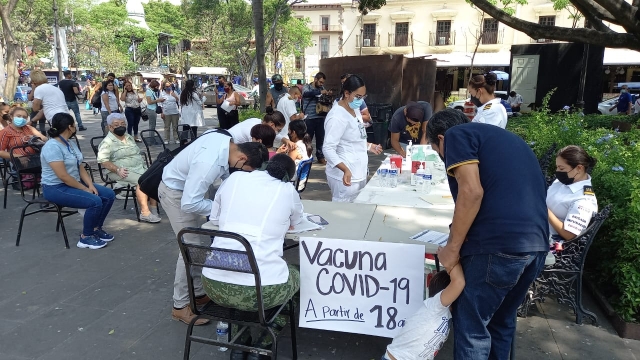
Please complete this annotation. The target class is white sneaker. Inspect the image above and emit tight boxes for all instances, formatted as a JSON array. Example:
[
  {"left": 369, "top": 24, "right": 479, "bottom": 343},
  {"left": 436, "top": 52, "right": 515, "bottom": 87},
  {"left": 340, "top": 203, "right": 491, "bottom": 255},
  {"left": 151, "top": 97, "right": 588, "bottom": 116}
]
[
  {"left": 115, "top": 193, "right": 128, "bottom": 200},
  {"left": 164, "top": 140, "right": 169, "bottom": 145},
  {"left": 140, "top": 213, "right": 161, "bottom": 223},
  {"left": 175, "top": 140, "right": 180, "bottom": 144}
]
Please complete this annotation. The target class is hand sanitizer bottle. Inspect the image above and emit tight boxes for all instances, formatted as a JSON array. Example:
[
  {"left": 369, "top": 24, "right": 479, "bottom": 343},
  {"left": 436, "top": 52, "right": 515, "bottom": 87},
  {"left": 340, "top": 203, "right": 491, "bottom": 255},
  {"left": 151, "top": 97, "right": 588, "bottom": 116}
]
[
  {"left": 406, "top": 140, "right": 413, "bottom": 162},
  {"left": 416, "top": 162, "right": 425, "bottom": 188}
]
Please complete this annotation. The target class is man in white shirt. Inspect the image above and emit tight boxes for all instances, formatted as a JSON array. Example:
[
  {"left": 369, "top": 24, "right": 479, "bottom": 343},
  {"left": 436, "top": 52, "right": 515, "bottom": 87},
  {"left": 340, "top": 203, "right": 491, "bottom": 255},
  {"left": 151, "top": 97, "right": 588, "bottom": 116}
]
[
  {"left": 508, "top": 91, "right": 524, "bottom": 114},
  {"left": 158, "top": 131, "right": 268, "bottom": 325},
  {"left": 29, "top": 70, "right": 69, "bottom": 131},
  {"left": 277, "top": 87, "right": 304, "bottom": 144}
]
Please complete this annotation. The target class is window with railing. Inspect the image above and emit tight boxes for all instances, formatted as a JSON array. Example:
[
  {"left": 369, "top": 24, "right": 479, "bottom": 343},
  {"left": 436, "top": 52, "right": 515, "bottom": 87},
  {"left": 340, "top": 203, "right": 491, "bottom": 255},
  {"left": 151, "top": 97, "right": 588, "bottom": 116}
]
[
  {"left": 481, "top": 19, "right": 499, "bottom": 44},
  {"left": 321, "top": 16, "right": 329, "bottom": 31},
  {"left": 435, "top": 20, "right": 452, "bottom": 46},
  {"left": 320, "top": 37, "right": 329, "bottom": 59},
  {"left": 295, "top": 55, "right": 302, "bottom": 71},
  {"left": 395, "top": 22, "right": 409, "bottom": 46},
  {"left": 363, "top": 23, "right": 376, "bottom": 47}
]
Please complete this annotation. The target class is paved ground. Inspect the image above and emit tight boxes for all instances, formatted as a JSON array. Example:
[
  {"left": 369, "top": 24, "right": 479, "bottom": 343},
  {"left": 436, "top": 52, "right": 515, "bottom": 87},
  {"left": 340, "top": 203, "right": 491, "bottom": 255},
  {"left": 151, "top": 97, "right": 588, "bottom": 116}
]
[{"left": 0, "top": 107, "right": 639, "bottom": 360}]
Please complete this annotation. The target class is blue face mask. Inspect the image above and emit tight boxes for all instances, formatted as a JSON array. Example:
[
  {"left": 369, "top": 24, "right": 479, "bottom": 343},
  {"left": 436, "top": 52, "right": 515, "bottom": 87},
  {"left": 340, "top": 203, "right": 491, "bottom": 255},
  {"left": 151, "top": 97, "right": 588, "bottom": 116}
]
[
  {"left": 349, "top": 97, "right": 364, "bottom": 110},
  {"left": 12, "top": 117, "right": 27, "bottom": 127}
]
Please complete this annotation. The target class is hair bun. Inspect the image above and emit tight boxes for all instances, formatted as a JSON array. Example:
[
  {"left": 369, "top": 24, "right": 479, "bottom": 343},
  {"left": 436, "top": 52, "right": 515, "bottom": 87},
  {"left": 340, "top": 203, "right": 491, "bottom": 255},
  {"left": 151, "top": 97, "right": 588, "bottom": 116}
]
[
  {"left": 265, "top": 106, "right": 274, "bottom": 115},
  {"left": 484, "top": 73, "right": 497, "bottom": 86}
]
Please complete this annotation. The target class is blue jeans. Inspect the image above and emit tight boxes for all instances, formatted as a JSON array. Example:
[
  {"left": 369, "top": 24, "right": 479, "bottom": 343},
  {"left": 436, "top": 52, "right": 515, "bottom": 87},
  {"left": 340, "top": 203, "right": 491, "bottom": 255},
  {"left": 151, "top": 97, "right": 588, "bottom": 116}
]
[
  {"left": 453, "top": 251, "right": 546, "bottom": 360},
  {"left": 66, "top": 100, "right": 83, "bottom": 127},
  {"left": 42, "top": 183, "right": 115, "bottom": 237},
  {"left": 125, "top": 107, "right": 142, "bottom": 136}
]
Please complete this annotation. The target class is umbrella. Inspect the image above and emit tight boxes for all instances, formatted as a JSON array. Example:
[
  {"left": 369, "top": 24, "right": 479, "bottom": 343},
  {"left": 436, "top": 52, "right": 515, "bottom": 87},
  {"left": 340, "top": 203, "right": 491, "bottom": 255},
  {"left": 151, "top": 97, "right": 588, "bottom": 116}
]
[{"left": 490, "top": 70, "right": 509, "bottom": 80}]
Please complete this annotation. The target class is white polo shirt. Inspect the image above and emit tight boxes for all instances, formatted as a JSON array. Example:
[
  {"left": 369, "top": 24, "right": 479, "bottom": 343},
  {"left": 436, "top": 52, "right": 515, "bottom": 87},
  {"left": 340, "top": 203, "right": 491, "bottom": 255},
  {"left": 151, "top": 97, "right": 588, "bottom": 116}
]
[
  {"left": 204, "top": 170, "right": 304, "bottom": 286},
  {"left": 472, "top": 98, "right": 508, "bottom": 129},
  {"left": 33, "top": 84, "right": 69, "bottom": 121},
  {"left": 546, "top": 177, "right": 598, "bottom": 238},
  {"left": 228, "top": 118, "right": 261, "bottom": 144}
]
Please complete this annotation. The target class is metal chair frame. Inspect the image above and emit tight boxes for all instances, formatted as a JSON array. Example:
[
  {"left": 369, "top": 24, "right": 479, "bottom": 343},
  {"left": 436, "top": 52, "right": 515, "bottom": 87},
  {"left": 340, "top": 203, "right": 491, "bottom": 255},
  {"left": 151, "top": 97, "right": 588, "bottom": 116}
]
[
  {"left": 176, "top": 124, "right": 196, "bottom": 146},
  {"left": 140, "top": 129, "right": 167, "bottom": 165},
  {"left": 9, "top": 145, "right": 78, "bottom": 249},
  {"left": 177, "top": 227, "right": 298, "bottom": 360}
]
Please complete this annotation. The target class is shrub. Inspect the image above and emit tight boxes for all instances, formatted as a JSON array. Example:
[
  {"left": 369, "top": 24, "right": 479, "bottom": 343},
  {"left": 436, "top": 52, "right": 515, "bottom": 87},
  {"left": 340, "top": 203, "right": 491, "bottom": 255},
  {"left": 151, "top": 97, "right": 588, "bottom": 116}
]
[
  {"left": 506, "top": 91, "right": 640, "bottom": 322},
  {"left": 239, "top": 108, "right": 263, "bottom": 122}
]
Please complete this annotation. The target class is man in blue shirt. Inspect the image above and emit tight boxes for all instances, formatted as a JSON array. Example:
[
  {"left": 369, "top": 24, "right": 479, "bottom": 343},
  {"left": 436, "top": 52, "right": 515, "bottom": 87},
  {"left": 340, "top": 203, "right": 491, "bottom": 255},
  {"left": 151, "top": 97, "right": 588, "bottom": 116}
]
[
  {"left": 610, "top": 84, "right": 633, "bottom": 115},
  {"left": 427, "top": 109, "right": 548, "bottom": 359}
]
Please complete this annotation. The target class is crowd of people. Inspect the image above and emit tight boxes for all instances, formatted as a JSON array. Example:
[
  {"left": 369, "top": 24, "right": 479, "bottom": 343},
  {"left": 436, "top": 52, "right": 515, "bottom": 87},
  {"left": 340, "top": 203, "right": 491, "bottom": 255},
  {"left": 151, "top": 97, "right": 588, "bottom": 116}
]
[{"left": 1, "top": 68, "right": 607, "bottom": 360}]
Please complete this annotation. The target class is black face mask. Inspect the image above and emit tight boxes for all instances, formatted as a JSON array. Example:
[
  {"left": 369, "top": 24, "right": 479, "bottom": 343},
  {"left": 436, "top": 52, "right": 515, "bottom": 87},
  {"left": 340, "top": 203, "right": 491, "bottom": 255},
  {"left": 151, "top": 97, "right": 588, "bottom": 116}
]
[
  {"left": 470, "top": 95, "right": 483, "bottom": 107},
  {"left": 274, "top": 83, "right": 284, "bottom": 91},
  {"left": 113, "top": 126, "right": 127, "bottom": 136},
  {"left": 218, "top": 81, "right": 224, "bottom": 86},
  {"left": 555, "top": 169, "right": 576, "bottom": 185},
  {"left": 229, "top": 160, "right": 249, "bottom": 175}
]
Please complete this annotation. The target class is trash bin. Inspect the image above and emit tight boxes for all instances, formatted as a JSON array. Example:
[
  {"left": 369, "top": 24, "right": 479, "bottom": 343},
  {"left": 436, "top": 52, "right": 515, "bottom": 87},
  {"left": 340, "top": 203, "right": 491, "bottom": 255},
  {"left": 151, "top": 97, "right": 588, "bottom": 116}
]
[
  {"left": 372, "top": 120, "right": 390, "bottom": 149},
  {"left": 368, "top": 103, "right": 393, "bottom": 149}
]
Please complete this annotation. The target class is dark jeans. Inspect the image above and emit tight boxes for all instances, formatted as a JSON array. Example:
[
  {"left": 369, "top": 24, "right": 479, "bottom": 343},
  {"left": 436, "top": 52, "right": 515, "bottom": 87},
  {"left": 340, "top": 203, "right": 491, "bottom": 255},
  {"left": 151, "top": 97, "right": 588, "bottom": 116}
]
[
  {"left": 42, "top": 183, "right": 115, "bottom": 237},
  {"left": 125, "top": 107, "right": 142, "bottom": 136},
  {"left": 101, "top": 110, "right": 121, "bottom": 135},
  {"left": 66, "top": 100, "right": 83, "bottom": 127},
  {"left": 453, "top": 251, "right": 546, "bottom": 360},
  {"left": 305, "top": 116, "right": 326, "bottom": 160}
]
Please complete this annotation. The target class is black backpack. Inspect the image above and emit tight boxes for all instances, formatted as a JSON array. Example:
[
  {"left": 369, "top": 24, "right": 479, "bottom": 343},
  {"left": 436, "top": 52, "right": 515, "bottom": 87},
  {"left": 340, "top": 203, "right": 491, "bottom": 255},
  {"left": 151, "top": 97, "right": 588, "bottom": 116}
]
[
  {"left": 91, "top": 89, "right": 102, "bottom": 109},
  {"left": 138, "top": 129, "right": 231, "bottom": 201}
]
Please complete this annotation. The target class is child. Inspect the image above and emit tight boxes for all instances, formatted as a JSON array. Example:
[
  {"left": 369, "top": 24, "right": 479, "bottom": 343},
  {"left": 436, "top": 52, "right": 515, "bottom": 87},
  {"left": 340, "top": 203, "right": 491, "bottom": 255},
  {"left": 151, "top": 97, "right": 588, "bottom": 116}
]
[{"left": 383, "top": 262, "right": 465, "bottom": 360}]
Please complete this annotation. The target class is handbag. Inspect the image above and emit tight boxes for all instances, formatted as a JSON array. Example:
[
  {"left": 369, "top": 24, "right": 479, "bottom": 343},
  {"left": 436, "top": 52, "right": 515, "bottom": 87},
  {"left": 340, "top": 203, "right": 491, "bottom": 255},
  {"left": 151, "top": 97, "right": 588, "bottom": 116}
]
[
  {"left": 85, "top": 100, "right": 91, "bottom": 110},
  {"left": 141, "top": 107, "right": 149, "bottom": 121},
  {"left": 138, "top": 129, "right": 231, "bottom": 201}
]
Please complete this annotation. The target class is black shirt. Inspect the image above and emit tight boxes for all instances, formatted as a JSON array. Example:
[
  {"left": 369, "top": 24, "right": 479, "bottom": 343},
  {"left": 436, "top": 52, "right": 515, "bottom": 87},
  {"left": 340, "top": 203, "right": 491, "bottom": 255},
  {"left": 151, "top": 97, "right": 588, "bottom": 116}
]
[
  {"left": 58, "top": 79, "right": 79, "bottom": 102},
  {"left": 388, "top": 101, "right": 433, "bottom": 144},
  {"left": 444, "top": 123, "right": 549, "bottom": 256}
]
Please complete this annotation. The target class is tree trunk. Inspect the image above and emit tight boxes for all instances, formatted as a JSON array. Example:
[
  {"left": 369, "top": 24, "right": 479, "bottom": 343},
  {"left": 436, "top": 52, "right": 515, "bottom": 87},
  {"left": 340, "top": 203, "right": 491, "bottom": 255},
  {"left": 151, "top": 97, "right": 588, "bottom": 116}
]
[
  {"left": 0, "top": 36, "right": 7, "bottom": 96},
  {"left": 253, "top": 0, "right": 267, "bottom": 112},
  {"left": 0, "top": 2, "right": 20, "bottom": 99}
]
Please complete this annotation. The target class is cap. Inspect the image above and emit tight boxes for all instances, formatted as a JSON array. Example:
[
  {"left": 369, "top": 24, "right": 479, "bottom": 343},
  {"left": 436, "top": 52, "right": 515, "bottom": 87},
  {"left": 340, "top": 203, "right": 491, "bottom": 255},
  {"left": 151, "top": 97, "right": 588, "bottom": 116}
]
[
  {"left": 405, "top": 102, "right": 424, "bottom": 121},
  {"left": 271, "top": 74, "right": 283, "bottom": 82}
]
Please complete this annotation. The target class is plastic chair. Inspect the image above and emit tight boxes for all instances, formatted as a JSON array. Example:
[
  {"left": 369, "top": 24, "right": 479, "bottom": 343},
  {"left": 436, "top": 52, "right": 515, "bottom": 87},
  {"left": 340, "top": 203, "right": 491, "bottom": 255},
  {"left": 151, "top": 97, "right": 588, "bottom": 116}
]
[
  {"left": 177, "top": 227, "right": 298, "bottom": 360},
  {"left": 9, "top": 145, "right": 78, "bottom": 249},
  {"left": 90, "top": 136, "right": 140, "bottom": 222},
  {"left": 140, "top": 129, "right": 166, "bottom": 164},
  {"left": 293, "top": 157, "right": 313, "bottom": 194},
  {"left": 3, "top": 147, "right": 41, "bottom": 209}
]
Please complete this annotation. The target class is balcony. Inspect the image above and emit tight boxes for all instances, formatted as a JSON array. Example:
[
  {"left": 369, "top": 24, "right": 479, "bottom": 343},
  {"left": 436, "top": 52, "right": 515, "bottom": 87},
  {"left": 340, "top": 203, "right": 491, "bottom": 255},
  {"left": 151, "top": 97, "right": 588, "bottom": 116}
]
[
  {"left": 429, "top": 31, "right": 455, "bottom": 46},
  {"left": 320, "top": 51, "right": 329, "bottom": 59},
  {"left": 388, "top": 33, "right": 411, "bottom": 47},
  {"left": 356, "top": 34, "right": 381, "bottom": 48},
  {"left": 476, "top": 29, "right": 504, "bottom": 45},
  {"left": 311, "top": 25, "right": 342, "bottom": 32}
]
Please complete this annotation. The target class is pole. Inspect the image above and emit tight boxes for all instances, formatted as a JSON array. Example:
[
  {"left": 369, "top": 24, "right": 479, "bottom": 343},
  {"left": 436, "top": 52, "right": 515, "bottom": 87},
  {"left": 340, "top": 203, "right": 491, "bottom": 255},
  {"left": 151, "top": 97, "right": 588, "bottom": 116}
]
[
  {"left": 53, "top": 0, "right": 64, "bottom": 81},
  {"left": 576, "top": 43, "right": 589, "bottom": 114},
  {"left": 359, "top": 13, "right": 363, "bottom": 56}
]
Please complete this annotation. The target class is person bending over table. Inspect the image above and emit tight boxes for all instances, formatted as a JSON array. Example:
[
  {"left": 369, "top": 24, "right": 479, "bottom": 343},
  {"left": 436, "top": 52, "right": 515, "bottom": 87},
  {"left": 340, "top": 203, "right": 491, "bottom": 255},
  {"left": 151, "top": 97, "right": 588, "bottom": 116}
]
[
  {"left": 388, "top": 101, "right": 432, "bottom": 158},
  {"left": 203, "top": 154, "right": 303, "bottom": 360},
  {"left": 0, "top": 106, "right": 47, "bottom": 160},
  {"left": 229, "top": 107, "right": 292, "bottom": 149},
  {"left": 41, "top": 113, "right": 116, "bottom": 250},
  {"left": 323, "top": 74, "right": 382, "bottom": 202},
  {"left": 97, "top": 112, "right": 162, "bottom": 224},
  {"left": 547, "top": 145, "right": 598, "bottom": 245}
]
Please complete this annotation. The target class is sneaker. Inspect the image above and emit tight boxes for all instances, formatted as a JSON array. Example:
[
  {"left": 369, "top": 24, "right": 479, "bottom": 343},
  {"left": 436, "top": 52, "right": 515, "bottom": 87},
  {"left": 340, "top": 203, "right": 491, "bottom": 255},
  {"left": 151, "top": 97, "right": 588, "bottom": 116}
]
[
  {"left": 164, "top": 141, "right": 169, "bottom": 145},
  {"left": 175, "top": 140, "right": 180, "bottom": 144},
  {"left": 140, "top": 213, "right": 161, "bottom": 223},
  {"left": 95, "top": 228, "right": 115, "bottom": 242},
  {"left": 115, "top": 193, "right": 128, "bottom": 200},
  {"left": 77, "top": 235, "right": 107, "bottom": 249},
  {"left": 78, "top": 126, "right": 87, "bottom": 131}
]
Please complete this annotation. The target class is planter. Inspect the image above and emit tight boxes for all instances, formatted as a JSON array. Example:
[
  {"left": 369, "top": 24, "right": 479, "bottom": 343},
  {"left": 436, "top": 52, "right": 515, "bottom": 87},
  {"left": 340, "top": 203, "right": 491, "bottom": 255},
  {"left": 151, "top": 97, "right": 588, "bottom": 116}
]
[{"left": 587, "top": 279, "right": 640, "bottom": 340}]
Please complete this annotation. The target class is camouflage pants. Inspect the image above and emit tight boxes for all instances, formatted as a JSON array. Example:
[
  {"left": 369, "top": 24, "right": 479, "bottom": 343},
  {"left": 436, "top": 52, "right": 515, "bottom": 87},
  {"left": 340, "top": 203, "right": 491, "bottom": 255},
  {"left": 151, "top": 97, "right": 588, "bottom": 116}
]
[{"left": 202, "top": 264, "right": 300, "bottom": 347}]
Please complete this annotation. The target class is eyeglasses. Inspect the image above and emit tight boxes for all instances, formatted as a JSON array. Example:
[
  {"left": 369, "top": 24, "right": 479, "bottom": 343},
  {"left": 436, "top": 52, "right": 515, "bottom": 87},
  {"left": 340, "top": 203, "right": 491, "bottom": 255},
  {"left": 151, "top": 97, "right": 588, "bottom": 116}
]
[{"left": 353, "top": 94, "right": 368, "bottom": 100}]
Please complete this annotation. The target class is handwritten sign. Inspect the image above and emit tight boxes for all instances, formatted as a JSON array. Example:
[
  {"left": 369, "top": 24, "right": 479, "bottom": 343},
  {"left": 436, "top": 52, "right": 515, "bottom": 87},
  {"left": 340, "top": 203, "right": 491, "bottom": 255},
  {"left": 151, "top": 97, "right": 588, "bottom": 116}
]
[{"left": 299, "top": 237, "right": 425, "bottom": 338}]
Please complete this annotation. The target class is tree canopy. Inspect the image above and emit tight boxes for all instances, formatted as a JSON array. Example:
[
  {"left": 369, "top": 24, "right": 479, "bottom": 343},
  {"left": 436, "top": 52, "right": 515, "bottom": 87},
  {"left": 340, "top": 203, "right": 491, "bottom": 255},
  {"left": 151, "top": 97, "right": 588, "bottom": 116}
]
[{"left": 468, "top": 0, "right": 640, "bottom": 51}]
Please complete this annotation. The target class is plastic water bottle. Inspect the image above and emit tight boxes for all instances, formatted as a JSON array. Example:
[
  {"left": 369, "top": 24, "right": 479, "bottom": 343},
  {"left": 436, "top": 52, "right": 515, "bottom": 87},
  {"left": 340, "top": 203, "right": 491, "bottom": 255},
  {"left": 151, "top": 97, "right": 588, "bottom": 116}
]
[
  {"left": 422, "top": 162, "right": 433, "bottom": 194},
  {"left": 389, "top": 162, "right": 398, "bottom": 188},
  {"left": 216, "top": 322, "right": 229, "bottom": 352},
  {"left": 378, "top": 159, "right": 389, "bottom": 187}
]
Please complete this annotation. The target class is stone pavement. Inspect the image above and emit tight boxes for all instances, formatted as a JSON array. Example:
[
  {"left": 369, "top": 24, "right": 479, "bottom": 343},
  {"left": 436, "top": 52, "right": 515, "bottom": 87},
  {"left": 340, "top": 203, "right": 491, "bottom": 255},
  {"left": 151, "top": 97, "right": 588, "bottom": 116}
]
[{"left": 0, "top": 107, "right": 638, "bottom": 360}]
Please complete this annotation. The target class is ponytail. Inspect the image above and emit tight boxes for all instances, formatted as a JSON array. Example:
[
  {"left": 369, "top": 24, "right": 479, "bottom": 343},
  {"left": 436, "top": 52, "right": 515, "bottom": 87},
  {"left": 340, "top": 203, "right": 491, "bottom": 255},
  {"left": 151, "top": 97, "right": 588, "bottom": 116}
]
[{"left": 48, "top": 113, "right": 75, "bottom": 138}]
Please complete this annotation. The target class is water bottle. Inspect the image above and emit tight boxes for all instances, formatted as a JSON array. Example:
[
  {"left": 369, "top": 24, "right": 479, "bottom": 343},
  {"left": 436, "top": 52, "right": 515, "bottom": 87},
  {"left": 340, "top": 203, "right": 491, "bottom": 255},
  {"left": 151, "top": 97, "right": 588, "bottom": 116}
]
[
  {"left": 216, "top": 321, "right": 229, "bottom": 352},
  {"left": 416, "top": 162, "right": 425, "bottom": 188},
  {"left": 379, "top": 159, "right": 389, "bottom": 187},
  {"left": 422, "top": 163, "right": 433, "bottom": 194},
  {"left": 389, "top": 162, "right": 398, "bottom": 188}
]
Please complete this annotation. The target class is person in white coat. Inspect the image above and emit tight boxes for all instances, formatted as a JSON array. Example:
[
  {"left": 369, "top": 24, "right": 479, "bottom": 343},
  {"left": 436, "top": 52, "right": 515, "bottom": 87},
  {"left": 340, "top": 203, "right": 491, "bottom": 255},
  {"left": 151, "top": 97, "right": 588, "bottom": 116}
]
[
  {"left": 179, "top": 80, "right": 205, "bottom": 139},
  {"left": 323, "top": 74, "right": 382, "bottom": 202},
  {"left": 468, "top": 73, "right": 508, "bottom": 129}
]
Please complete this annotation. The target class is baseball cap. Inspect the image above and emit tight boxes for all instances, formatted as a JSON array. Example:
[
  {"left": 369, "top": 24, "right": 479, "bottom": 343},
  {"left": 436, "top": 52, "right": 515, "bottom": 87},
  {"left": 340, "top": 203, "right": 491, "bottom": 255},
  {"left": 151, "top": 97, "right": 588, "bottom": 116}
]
[
  {"left": 271, "top": 74, "right": 283, "bottom": 83},
  {"left": 405, "top": 102, "right": 424, "bottom": 121}
]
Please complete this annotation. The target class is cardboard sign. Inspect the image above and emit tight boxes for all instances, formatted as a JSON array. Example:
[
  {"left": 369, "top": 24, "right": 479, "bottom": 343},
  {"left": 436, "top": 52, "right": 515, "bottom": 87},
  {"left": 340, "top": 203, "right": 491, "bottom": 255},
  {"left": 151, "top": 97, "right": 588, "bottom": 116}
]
[{"left": 299, "top": 237, "right": 425, "bottom": 338}]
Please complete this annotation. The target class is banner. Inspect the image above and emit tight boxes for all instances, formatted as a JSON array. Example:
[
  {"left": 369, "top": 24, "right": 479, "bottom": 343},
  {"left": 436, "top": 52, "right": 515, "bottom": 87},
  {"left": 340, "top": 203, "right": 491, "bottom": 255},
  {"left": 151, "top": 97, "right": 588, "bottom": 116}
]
[{"left": 299, "top": 237, "right": 425, "bottom": 338}]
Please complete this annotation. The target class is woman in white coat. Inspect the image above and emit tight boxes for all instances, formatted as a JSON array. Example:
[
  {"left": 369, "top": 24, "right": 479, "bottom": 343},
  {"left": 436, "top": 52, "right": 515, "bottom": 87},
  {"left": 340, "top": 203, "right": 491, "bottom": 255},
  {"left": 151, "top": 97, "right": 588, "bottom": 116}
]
[
  {"left": 323, "top": 74, "right": 382, "bottom": 202},
  {"left": 179, "top": 79, "right": 205, "bottom": 138}
]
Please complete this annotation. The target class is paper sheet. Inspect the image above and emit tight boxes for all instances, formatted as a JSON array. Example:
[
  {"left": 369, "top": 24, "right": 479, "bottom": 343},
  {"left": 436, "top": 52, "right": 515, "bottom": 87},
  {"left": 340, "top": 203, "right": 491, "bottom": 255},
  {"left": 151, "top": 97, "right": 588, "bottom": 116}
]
[
  {"left": 409, "top": 229, "right": 449, "bottom": 246},
  {"left": 420, "top": 194, "right": 455, "bottom": 205},
  {"left": 287, "top": 213, "right": 325, "bottom": 233}
]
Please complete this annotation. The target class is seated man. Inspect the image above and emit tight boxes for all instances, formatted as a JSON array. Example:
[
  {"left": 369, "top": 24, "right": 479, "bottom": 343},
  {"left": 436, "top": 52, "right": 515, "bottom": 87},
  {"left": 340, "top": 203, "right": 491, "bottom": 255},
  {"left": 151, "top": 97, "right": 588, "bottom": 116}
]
[
  {"left": 0, "top": 106, "right": 47, "bottom": 160},
  {"left": 97, "top": 113, "right": 161, "bottom": 223},
  {"left": 388, "top": 101, "right": 433, "bottom": 158}
]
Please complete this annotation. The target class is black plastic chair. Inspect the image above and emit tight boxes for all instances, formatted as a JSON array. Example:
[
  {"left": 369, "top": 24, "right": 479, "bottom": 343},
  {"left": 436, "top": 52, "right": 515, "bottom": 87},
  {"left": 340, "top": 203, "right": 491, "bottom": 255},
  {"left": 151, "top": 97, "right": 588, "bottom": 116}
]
[
  {"left": 3, "top": 147, "right": 41, "bottom": 209},
  {"left": 293, "top": 157, "right": 313, "bottom": 194},
  {"left": 140, "top": 129, "right": 166, "bottom": 164},
  {"left": 9, "top": 145, "right": 78, "bottom": 249},
  {"left": 518, "top": 205, "right": 612, "bottom": 325},
  {"left": 177, "top": 227, "right": 298, "bottom": 360},
  {"left": 90, "top": 136, "right": 140, "bottom": 222}
]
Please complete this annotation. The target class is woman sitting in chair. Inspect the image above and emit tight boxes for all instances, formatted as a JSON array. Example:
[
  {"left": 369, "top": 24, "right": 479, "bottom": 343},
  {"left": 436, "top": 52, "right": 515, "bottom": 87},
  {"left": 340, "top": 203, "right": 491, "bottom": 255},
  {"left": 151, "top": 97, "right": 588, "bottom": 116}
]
[
  {"left": 547, "top": 145, "right": 598, "bottom": 246},
  {"left": 203, "top": 154, "right": 303, "bottom": 360},
  {"left": 41, "top": 113, "right": 116, "bottom": 250},
  {"left": 0, "top": 106, "right": 47, "bottom": 160},
  {"left": 97, "top": 113, "right": 161, "bottom": 223}
]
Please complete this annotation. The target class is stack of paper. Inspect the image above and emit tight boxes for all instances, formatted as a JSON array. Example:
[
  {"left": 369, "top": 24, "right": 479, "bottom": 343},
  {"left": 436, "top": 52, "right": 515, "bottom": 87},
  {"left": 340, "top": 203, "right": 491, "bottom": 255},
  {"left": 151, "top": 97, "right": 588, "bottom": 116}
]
[
  {"left": 287, "top": 214, "right": 327, "bottom": 233},
  {"left": 410, "top": 229, "right": 449, "bottom": 246}
]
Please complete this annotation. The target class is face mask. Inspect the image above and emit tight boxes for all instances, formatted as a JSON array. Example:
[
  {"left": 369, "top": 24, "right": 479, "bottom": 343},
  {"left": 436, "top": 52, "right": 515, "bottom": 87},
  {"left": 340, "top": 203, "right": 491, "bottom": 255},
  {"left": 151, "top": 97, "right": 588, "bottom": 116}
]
[
  {"left": 12, "top": 117, "right": 27, "bottom": 127},
  {"left": 274, "top": 83, "right": 283, "bottom": 91},
  {"left": 229, "top": 160, "right": 248, "bottom": 175},
  {"left": 165, "top": 87, "right": 171, "bottom": 91},
  {"left": 113, "top": 126, "right": 127, "bottom": 136},
  {"left": 621, "top": 89, "right": 627, "bottom": 94},
  {"left": 218, "top": 81, "right": 224, "bottom": 86},
  {"left": 555, "top": 169, "right": 575, "bottom": 185},
  {"left": 470, "top": 94, "right": 483, "bottom": 107},
  {"left": 349, "top": 97, "right": 364, "bottom": 110}
]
